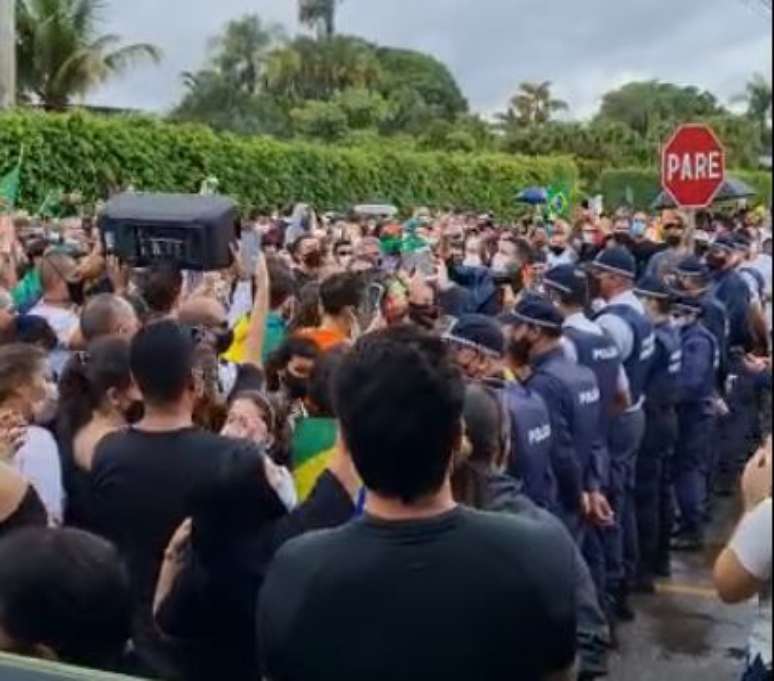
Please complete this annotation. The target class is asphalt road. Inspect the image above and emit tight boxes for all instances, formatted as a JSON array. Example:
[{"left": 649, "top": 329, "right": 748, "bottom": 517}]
[{"left": 610, "top": 496, "right": 755, "bottom": 681}]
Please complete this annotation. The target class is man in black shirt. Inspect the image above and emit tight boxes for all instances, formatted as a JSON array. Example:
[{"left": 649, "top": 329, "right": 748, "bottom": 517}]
[
  {"left": 258, "top": 326, "right": 578, "bottom": 681},
  {"left": 90, "top": 321, "right": 357, "bottom": 678}
]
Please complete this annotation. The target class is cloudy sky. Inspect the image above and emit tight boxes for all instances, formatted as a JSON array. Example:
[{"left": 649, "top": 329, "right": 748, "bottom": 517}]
[{"left": 89, "top": 0, "right": 773, "bottom": 119}]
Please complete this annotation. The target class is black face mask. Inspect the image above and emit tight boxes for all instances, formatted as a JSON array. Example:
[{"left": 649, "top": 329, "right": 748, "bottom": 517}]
[
  {"left": 409, "top": 303, "right": 440, "bottom": 330},
  {"left": 695, "top": 243, "right": 710, "bottom": 258},
  {"left": 507, "top": 337, "right": 532, "bottom": 367},
  {"left": 706, "top": 253, "right": 728, "bottom": 271},
  {"left": 549, "top": 245, "right": 566, "bottom": 256},
  {"left": 67, "top": 280, "right": 85, "bottom": 306},
  {"left": 214, "top": 329, "right": 234, "bottom": 356},
  {"left": 282, "top": 373, "right": 308, "bottom": 401},
  {"left": 665, "top": 235, "right": 682, "bottom": 248},
  {"left": 123, "top": 400, "right": 145, "bottom": 424},
  {"left": 302, "top": 251, "right": 323, "bottom": 269},
  {"left": 614, "top": 234, "right": 633, "bottom": 249}
]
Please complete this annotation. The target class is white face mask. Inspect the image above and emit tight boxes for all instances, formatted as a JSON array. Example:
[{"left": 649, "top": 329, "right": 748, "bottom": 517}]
[
  {"left": 463, "top": 254, "right": 482, "bottom": 268},
  {"left": 263, "top": 456, "right": 298, "bottom": 511}
]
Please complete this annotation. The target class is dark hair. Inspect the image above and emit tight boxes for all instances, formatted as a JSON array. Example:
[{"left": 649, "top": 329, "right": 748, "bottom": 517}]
[
  {"left": 58, "top": 338, "right": 132, "bottom": 440},
  {"left": 267, "top": 260, "right": 296, "bottom": 310},
  {"left": 0, "top": 344, "right": 46, "bottom": 404},
  {"left": 451, "top": 384, "right": 508, "bottom": 509},
  {"left": 11, "top": 316, "right": 57, "bottom": 351},
  {"left": 307, "top": 346, "right": 347, "bottom": 418},
  {"left": 130, "top": 321, "right": 194, "bottom": 406},
  {"left": 334, "top": 327, "right": 465, "bottom": 503},
  {"left": 80, "top": 294, "right": 135, "bottom": 343},
  {"left": 319, "top": 273, "right": 363, "bottom": 316},
  {"left": 141, "top": 263, "right": 183, "bottom": 314},
  {"left": 265, "top": 336, "right": 320, "bottom": 392},
  {"left": 333, "top": 239, "right": 353, "bottom": 255},
  {"left": 0, "top": 527, "right": 131, "bottom": 669},
  {"left": 289, "top": 282, "right": 321, "bottom": 332}
]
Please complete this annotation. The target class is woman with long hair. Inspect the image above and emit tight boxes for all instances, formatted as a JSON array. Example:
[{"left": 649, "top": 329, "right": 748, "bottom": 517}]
[{"left": 57, "top": 337, "right": 143, "bottom": 528}]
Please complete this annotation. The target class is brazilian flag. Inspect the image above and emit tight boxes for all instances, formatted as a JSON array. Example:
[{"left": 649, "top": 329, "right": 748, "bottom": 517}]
[{"left": 291, "top": 417, "right": 338, "bottom": 501}]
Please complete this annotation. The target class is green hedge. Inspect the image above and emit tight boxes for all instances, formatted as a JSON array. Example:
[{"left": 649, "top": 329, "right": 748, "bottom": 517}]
[
  {"left": 0, "top": 110, "right": 578, "bottom": 218},
  {"left": 599, "top": 167, "right": 773, "bottom": 211}
]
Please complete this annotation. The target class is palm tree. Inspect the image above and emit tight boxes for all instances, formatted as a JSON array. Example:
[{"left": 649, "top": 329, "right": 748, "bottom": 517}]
[
  {"left": 16, "top": 0, "right": 161, "bottom": 110},
  {"left": 298, "top": 0, "right": 341, "bottom": 39},
  {"left": 506, "top": 81, "right": 568, "bottom": 126},
  {"left": 734, "top": 73, "right": 773, "bottom": 128},
  {"left": 209, "top": 14, "right": 286, "bottom": 94}
]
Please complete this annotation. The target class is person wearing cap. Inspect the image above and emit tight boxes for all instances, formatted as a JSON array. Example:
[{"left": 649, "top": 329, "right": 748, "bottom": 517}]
[
  {"left": 587, "top": 246, "right": 656, "bottom": 621},
  {"left": 544, "top": 264, "right": 626, "bottom": 610},
  {"left": 445, "top": 315, "right": 557, "bottom": 514},
  {"left": 502, "top": 295, "right": 601, "bottom": 541},
  {"left": 644, "top": 214, "right": 687, "bottom": 283},
  {"left": 632, "top": 276, "right": 682, "bottom": 589},
  {"left": 732, "top": 232, "right": 769, "bottom": 354},
  {"left": 444, "top": 314, "right": 505, "bottom": 381},
  {"left": 707, "top": 235, "right": 754, "bottom": 351},
  {"left": 671, "top": 293, "right": 720, "bottom": 552},
  {"left": 674, "top": 255, "right": 729, "bottom": 380}
]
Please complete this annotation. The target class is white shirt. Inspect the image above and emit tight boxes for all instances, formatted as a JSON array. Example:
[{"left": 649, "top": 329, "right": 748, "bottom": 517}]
[
  {"left": 28, "top": 301, "right": 79, "bottom": 378},
  {"left": 750, "top": 253, "right": 773, "bottom": 331},
  {"left": 562, "top": 312, "right": 631, "bottom": 399},
  {"left": 595, "top": 290, "right": 646, "bottom": 363},
  {"left": 730, "top": 498, "right": 772, "bottom": 667},
  {"left": 13, "top": 425, "right": 64, "bottom": 526}
]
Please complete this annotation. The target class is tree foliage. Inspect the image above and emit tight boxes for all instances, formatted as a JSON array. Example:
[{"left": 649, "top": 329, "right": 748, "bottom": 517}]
[
  {"left": 596, "top": 80, "right": 723, "bottom": 135},
  {"left": 0, "top": 110, "right": 579, "bottom": 218},
  {"left": 16, "top": 0, "right": 161, "bottom": 110},
  {"left": 298, "top": 0, "right": 341, "bottom": 39},
  {"left": 497, "top": 81, "right": 568, "bottom": 127}
]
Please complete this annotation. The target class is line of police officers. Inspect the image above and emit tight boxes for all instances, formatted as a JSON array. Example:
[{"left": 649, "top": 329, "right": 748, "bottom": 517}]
[{"left": 447, "top": 235, "right": 771, "bottom": 647}]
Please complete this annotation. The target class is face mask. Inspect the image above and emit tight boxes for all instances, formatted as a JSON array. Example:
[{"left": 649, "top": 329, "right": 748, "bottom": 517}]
[
  {"left": 582, "top": 232, "right": 597, "bottom": 245},
  {"left": 67, "top": 280, "right": 85, "bottom": 306},
  {"left": 706, "top": 253, "right": 727, "bottom": 271},
  {"left": 32, "top": 382, "right": 58, "bottom": 425},
  {"left": 632, "top": 220, "right": 647, "bottom": 238},
  {"left": 549, "top": 245, "right": 565, "bottom": 256},
  {"left": 695, "top": 243, "right": 710, "bottom": 258},
  {"left": 409, "top": 303, "right": 440, "bottom": 330},
  {"left": 302, "top": 251, "right": 322, "bottom": 269},
  {"left": 463, "top": 254, "right": 482, "bottom": 268},
  {"left": 123, "top": 400, "right": 145, "bottom": 425},
  {"left": 282, "top": 372, "right": 308, "bottom": 401},
  {"left": 614, "top": 234, "right": 633, "bottom": 248},
  {"left": 665, "top": 234, "right": 682, "bottom": 248},
  {"left": 507, "top": 336, "right": 532, "bottom": 367},
  {"left": 263, "top": 456, "right": 298, "bottom": 511},
  {"left": 214, "top": 328, "right": 234, "bottom": 356}
]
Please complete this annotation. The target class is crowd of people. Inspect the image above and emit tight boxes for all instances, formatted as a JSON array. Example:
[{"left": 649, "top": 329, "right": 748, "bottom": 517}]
[{"left": 0, "top": 200, "right": 770, "bottom": 681}]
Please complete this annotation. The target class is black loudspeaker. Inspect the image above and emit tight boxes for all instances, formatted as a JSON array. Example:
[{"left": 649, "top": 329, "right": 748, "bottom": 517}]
[{"left": 98, "top": 193, "right": 238, "bottom": 271}]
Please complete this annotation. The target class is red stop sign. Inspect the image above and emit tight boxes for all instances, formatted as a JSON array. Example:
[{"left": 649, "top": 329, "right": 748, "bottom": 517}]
[{"left": 661, "top": 124, "right": 726, "bottom": 209}]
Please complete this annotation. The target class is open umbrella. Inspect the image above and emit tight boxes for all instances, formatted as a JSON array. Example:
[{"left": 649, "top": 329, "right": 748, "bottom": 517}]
[
  {"left": 516, "top": 187, "right": 549, "bottom": 205},
  {"left": 652, "top": 176, "right": 757, "bottom": 209}
]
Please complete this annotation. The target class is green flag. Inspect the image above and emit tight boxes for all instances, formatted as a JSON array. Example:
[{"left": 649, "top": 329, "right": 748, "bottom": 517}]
[
  {"left": 0, "top": 148, "right": 24, "bottom": 213},
  {"left": 37, "top": 189, "right": 64, "bottom": 219},
  {"left": 0, "top": 165, "right": 20, "bottom": 213}
]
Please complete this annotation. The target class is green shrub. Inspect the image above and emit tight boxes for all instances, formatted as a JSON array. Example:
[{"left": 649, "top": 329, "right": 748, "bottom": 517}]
[
  {"left": 0, "top": 110, "right": 578, "bottom": 218},
  {"left": 599, "top": 167, "right": 772, "bottom": 211}
]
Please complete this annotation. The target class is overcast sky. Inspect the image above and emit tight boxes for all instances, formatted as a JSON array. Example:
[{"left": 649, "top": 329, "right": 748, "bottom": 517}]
[{"left": 89, "top": 0, "right": 773, "bottom": 119}]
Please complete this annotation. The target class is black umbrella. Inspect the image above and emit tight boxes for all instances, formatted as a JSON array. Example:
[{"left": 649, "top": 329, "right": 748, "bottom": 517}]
[{"left": 652, "top": 176, "right": 757, "bottom": 209}]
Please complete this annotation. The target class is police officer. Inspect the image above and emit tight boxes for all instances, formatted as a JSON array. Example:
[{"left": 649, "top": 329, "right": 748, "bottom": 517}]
[
  {"left": 673, "top": 255, "right": 729, "bottom": 381},
  {"left": 632, "top": 276, "right": 682, "bottom": 588},
  {"left": 544, "top": 264, "right": 626, "bottom": 614},
  {"left": 445, "top": 314, "right": 556, "bottom": 512},
  {"left": 670, "top": 292, "right": 719, "bottom": 552},
  {"left": 502, "top": 296, "right": 601, "bottom": 540},
  {"left": 587, "top": 247, "right": 655, "bottom": 621},
  {"left": 707, "top": 236, "right": 753, "bottom": 351},
  {"left": 673, "top": 255, "right": 731, "bottom": 497}
]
